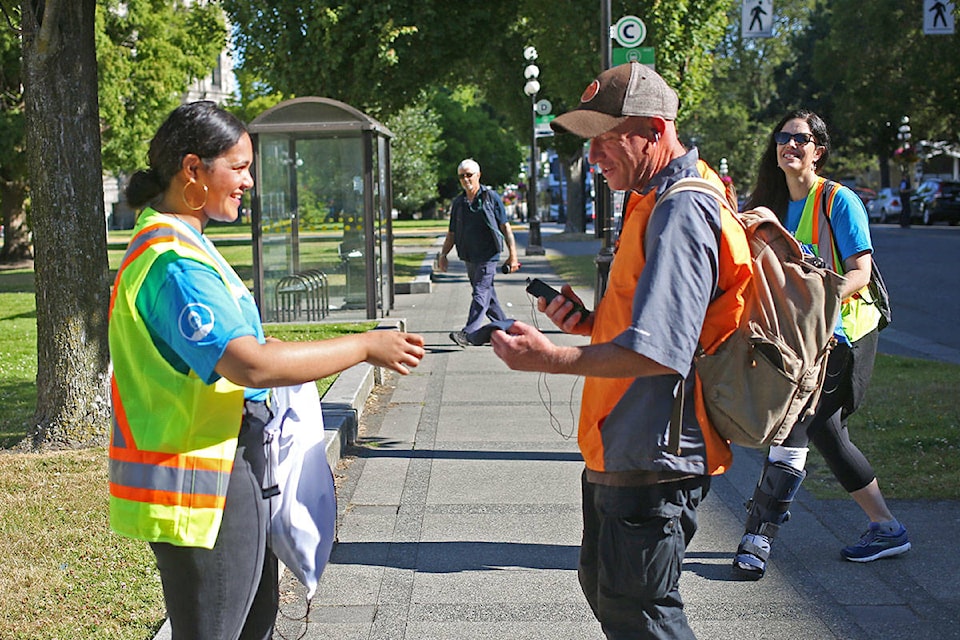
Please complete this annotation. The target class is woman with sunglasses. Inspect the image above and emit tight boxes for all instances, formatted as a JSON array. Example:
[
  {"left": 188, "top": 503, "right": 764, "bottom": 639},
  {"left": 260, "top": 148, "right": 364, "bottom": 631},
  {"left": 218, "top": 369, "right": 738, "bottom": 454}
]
[{"left": 732, "top": 109, "right": 910, "bottom": 580}]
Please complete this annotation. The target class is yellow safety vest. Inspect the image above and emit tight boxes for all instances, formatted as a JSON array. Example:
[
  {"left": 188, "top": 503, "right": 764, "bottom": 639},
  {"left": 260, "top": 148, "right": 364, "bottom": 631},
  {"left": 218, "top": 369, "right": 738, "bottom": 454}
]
[
  {"left": 795, "top": 179, "right": 881, "bottom": 343},
  {"left": 108, "top": 209, "right": 245, "bottom": 549}
]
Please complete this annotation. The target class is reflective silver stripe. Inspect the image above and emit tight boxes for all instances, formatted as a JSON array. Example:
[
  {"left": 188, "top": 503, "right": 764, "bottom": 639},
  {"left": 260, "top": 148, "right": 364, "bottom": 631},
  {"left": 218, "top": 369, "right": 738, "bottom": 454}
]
[
  {"left": 111, "top": 414, "right": 127, "bottom": 449},
  {"left": 110, "top": 456, "right": 230, "bottom": 498},
  {"left": 124, "top": 222, "right": 207, "bottom": 261}
]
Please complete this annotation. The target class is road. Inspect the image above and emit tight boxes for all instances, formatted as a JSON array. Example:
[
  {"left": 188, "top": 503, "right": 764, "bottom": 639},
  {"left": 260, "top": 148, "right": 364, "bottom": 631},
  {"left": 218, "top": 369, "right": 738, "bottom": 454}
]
[{"left": 870, "top": 223, "right": 960, "bottom": 364}]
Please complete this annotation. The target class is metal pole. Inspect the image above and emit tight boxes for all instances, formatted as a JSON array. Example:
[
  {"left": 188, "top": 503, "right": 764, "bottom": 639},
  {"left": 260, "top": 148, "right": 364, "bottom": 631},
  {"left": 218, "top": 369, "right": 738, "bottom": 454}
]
[
  {"left": 594, "top": 0, "right": 614, "bottom": 306},
  {"left": 527, "top": 94, "right": 544, "bottom": 255}
]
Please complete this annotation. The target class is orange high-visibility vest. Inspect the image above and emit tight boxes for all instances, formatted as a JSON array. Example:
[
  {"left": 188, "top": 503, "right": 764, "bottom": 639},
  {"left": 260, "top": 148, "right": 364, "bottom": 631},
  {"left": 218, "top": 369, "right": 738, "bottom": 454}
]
[{"left": 579, "top": 164, "right": 749, "bottom": 475}]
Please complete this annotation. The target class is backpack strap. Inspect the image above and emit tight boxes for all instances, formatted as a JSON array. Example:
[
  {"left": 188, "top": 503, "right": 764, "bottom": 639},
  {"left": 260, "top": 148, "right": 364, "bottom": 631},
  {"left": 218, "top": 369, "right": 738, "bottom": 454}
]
[{"left": 653, "top": 177, "right": 729, "bottom": 455}]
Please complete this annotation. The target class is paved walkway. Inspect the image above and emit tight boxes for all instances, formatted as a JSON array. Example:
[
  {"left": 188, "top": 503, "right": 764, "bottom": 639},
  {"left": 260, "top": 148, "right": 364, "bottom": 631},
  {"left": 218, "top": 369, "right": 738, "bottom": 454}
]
[{"left": 264, "top": 224, "right": 960, "bottom": 639}]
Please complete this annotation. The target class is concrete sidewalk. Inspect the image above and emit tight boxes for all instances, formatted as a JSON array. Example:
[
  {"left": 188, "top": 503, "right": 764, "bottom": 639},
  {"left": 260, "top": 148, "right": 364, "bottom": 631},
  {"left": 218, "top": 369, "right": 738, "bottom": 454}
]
[{"left": 268, "top": 225, "right": 960, "bottom": 640}]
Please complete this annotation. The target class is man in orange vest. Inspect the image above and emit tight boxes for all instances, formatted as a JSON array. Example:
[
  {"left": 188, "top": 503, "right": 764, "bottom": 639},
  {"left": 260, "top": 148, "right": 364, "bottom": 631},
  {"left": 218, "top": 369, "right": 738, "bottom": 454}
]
[{"left": 492, "top": 63, "right": 738, "bottom": 639}]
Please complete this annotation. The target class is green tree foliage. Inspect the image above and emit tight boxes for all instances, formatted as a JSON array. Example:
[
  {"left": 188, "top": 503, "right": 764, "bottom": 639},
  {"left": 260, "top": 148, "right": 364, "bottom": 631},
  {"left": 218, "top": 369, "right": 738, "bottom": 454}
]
[
  {"left": 385, "top": 98, "right": 444, "bottom": 217},
  {"left": 96, "top": 0, "right": 227, "bottom": 176},
  {"left": 1, "top": 0, "right": 227, "bottom": 264},
  {"left": 695, "top": 0, "right": 959, "bottom": 194},
  {"left": 0, "top": 2, "right": 31, "bottom": 262},
  {"left": 226, "top": 68, "right": 288, "bottom": 125},
  {"left": 685, "top": 0, "right": 818, "bottom": 193},
  {"left": 813, "top": 0, "right": 960, "bottom": 183},
  {"left": 430, "top": 87, "right": 523, "bottom": 202},
  {"left": 221, "top": 0, "right": 519, "bottom": 116}
]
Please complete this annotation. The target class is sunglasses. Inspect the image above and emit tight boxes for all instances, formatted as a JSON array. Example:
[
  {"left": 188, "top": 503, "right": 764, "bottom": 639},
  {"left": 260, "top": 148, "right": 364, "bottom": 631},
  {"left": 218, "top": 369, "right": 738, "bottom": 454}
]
[
  {"left": 458, "top": 172, "right": 475, "bottom": 179},
  {"left": 774, "top": 131, "right": 817, "bottom": 146}
]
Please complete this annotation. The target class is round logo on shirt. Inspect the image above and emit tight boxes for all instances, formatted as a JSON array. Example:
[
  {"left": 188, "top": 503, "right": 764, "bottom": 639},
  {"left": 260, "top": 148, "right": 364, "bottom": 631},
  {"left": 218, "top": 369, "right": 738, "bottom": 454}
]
[{"left": 178, "top": 303, "right": 215, "bottom": 342}]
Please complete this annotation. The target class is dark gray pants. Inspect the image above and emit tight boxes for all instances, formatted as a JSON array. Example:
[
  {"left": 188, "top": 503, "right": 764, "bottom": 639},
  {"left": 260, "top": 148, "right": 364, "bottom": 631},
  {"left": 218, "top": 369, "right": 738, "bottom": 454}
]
[
  {"left": 150, "top": 401, "right": 278, "bottom": 640},
  {"left": 579, "top": 472, "right": 709, "bottom": 640},
  {"left": 463, "top": 260, "right": 506, "bottom": 334},
  {"left": 781, "top": 329, "right": 878, "bottom": 492}
]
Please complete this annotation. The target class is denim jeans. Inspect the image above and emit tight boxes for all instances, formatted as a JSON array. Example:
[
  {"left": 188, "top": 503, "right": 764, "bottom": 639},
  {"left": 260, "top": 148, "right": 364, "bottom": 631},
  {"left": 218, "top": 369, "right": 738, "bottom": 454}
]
[
  {"left": 578, "top": 472, "right": 709, "bottom": 640},
  {"left": 150, "top": 401, "right": 278, "bottom": 640}
]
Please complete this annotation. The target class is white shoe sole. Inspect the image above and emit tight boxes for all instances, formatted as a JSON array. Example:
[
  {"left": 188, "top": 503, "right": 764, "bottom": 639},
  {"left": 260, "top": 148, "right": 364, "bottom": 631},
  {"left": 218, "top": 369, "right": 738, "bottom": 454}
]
[{"left": 842, "top": 541, "right": 911, "bottom": 563}]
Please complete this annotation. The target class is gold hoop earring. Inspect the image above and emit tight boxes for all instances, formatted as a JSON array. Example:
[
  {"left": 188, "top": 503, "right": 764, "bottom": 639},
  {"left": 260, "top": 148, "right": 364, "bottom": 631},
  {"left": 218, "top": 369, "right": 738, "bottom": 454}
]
[{"left": 182, "top": 181, "right": 209, "bottom": 211}]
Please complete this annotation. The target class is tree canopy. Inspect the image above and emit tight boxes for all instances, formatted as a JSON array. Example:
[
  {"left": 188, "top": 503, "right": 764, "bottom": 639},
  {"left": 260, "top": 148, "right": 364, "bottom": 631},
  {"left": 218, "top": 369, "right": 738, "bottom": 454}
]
[{"left": 96, "top": 0, "right": 226, "bottom": 176}]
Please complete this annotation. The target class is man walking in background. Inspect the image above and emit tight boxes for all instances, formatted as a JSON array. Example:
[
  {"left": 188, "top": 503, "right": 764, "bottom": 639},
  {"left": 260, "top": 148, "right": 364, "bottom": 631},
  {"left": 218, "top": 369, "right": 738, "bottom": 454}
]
[{"left": 437, "top": 158, "right": 519, "bottom": 347}]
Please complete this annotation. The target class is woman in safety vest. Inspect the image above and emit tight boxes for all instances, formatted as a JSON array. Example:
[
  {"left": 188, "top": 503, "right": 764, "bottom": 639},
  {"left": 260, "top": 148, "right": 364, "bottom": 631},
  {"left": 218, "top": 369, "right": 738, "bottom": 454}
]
[
  {"left": 732, "top": 109, "right": 910, "bottom": 580},
  {"left": 109, "top": 101, "right": 425, "bottom": 638}
]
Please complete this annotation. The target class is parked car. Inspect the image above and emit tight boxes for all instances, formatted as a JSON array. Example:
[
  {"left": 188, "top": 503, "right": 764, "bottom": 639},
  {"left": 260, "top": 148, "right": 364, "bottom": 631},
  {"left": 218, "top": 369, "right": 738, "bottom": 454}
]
[
  {"left": 866, "top": 187, "right": 902, "bottom": 223},
  {"left": 911, "top": 180, "right": 960, "bottom": 225}
]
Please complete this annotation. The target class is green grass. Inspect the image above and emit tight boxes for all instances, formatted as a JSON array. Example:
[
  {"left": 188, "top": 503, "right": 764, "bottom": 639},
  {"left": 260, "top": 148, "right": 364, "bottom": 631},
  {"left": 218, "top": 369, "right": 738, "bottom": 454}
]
[
  {"left": 0, "top": 449, "right": 167, "bottom": 640},
  {"left": 391, "top": 218, "right": 449, "bottom": 231},
  {"left": 0, "top": 292, "right": 39, "bottom": 448},
  {"left": 393, "top": 251, "right": 428, "bottom": 282},
  {"left": 803, "top": 355, "right": 960, "bottom": 499}
]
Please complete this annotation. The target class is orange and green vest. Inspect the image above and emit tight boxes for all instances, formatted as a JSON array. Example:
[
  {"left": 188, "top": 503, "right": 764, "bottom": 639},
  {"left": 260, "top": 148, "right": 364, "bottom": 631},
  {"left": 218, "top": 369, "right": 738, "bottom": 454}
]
[
  {"left": 108, "top": 209, "right": 245, "bottom": 549},
  {"left": 579, "top": 163, "right": 751, "bottom": 476},
  {"left": 795, "top": 178, "right": 881, "bottom": 343}
]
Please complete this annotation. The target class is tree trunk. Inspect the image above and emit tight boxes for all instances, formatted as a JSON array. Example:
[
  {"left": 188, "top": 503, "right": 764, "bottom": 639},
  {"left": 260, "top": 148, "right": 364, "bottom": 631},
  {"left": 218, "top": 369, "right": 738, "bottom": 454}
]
[
  {"left": 0, "top": 179, "right": 33, "bottom": 263},
  {"left": 21, "top": 0, "right": 111, "bottom": 450}
]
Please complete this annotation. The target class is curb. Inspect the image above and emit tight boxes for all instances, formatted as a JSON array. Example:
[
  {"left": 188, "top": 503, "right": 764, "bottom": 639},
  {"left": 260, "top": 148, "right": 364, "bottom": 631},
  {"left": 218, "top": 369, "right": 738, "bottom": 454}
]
[{"left": 393, "top": 251, "right": 436, "bottom": 295}]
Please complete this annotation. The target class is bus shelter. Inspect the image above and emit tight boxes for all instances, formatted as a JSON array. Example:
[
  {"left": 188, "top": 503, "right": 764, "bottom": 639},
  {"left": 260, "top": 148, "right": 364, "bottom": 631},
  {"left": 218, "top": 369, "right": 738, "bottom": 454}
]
[{"left": 248, "top": 97, "right": 395, "bottom": 321}]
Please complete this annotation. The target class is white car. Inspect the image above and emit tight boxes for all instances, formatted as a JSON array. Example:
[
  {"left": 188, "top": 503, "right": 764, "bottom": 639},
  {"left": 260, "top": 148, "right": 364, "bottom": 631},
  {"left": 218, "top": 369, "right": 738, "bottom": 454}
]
[{"left": 867, "top": 187, "right": 902, "bottom": 223}]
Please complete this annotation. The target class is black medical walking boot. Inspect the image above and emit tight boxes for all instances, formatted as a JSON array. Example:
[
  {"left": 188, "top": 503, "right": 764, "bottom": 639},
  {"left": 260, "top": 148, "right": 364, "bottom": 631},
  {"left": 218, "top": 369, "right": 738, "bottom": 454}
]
[{"left": 732, "top": 459, "right": 806, "bottom": 580}]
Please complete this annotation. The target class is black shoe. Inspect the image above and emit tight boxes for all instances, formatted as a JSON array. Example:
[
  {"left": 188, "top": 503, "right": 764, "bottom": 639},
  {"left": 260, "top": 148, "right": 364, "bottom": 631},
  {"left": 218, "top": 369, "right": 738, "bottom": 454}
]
[{"left": 449, "top": 331, "right": 469, "bottom": 348}]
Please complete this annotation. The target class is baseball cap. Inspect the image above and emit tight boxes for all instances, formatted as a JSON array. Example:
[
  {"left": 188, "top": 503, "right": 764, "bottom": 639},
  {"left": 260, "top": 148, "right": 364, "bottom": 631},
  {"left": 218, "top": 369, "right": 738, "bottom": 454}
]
[{"left": 550, "top": 62, "right": 679, "bottom": 139}]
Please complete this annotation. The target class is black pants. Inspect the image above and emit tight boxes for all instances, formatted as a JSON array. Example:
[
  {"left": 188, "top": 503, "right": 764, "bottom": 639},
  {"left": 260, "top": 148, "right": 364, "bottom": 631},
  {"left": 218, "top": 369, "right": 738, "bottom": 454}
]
[
  {"left": 781, "top": 330, "right": 878, "bottom": 492},
  {"left": 578, "top": 472, "right": 710, "bottom": 640},
  {"left": 150, "top": 401, "right": 278, "bottom": 640}
]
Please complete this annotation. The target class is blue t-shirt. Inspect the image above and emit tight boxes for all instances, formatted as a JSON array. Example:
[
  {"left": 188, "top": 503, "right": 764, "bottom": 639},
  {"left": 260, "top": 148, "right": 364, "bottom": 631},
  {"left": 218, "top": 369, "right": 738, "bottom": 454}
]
[
  {"left": 135, "top": 222, "right": 268, "bottom": 400},
  {"left": 786, "top": 183, "right": 873, "bottom": 343},
  {"left": 785, "top": 184, "right": 872, "bottom": 263}
]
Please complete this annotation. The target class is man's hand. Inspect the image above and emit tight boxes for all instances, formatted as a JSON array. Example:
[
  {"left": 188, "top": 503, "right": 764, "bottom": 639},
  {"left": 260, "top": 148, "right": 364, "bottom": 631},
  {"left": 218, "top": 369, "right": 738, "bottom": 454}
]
[
  {"left": 539, "top": 284, "right": 593, "bottom": 335},
  {"left": 436, "top": 254, "right": 449, "bottom": 273},
  {"left": 490, "top": 320, "right": 563, "bottom": 373}
]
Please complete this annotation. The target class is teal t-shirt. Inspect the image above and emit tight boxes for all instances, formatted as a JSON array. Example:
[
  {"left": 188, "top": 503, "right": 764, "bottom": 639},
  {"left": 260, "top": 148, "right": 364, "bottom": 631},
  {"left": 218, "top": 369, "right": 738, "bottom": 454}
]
[{"left": 135, "top": 222, "right": 268, "bottom": 400}]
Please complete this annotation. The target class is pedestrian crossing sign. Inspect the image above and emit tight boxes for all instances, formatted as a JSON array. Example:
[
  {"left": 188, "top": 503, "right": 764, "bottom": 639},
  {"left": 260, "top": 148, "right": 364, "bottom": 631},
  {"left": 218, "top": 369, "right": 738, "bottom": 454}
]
[
  {"left": 924, "top": 0, "right": 955, "bottom": 34},
  {"left": 742, "top": 0, "right": 773, "bottom": 38}
]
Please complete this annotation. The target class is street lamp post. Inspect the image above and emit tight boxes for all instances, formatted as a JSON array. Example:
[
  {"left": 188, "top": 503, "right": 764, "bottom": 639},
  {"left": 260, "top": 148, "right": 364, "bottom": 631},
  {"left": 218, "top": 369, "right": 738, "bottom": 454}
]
[
  {"left": 593, "top": 0, "right": 614, "bottom": 305},
  {"left": 897, "top": 116, "right": 912, "bottom": 227},
  {"left": 523, "top": 46, "right": 545, "bottom": 255}
]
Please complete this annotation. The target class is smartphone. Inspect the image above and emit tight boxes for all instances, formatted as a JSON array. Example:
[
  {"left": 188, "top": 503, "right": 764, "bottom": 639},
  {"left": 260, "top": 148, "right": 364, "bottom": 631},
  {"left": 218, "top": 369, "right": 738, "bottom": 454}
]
[{"left": 525, "top": 278, "right": 589, "bottom": 323}]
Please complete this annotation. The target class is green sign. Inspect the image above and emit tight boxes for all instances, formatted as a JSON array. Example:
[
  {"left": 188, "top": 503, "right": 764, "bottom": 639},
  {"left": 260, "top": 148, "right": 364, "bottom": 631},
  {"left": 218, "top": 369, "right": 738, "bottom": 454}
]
[
  {"left": 535, "top": 114, "right": 555, "bottom": 125},
  {"left": 612, "top": 46, "right": 655, "bottom": 67}
]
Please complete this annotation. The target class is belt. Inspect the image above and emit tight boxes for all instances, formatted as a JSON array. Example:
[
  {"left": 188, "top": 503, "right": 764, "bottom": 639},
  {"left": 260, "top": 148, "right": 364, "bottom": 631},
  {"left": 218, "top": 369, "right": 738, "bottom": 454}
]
[{"left": 585, "top": 468, "right": 699, "bottom": 487}]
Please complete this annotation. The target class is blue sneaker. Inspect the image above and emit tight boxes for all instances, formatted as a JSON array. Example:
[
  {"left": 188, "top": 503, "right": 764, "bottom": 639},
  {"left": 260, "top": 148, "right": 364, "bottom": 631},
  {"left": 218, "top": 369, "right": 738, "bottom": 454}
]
[{"left": 841, "top": 522, "right": 911, "bottom": 562}]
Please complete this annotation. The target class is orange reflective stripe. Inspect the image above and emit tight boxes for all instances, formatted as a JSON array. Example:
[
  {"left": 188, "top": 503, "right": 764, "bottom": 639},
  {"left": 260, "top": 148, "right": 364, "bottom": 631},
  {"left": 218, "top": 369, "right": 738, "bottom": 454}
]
[
  {"left": 110, "top": 375, "right": 136, "bottom": 451},
  {"left": 109, "top": 482, "right": 226, "bottom": 510},
  {"left": 109, "top": 222, "right": 210, "bottom": 316},
  {"left": 109, "top": 444, "right": 231, "bottom": 472}
]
